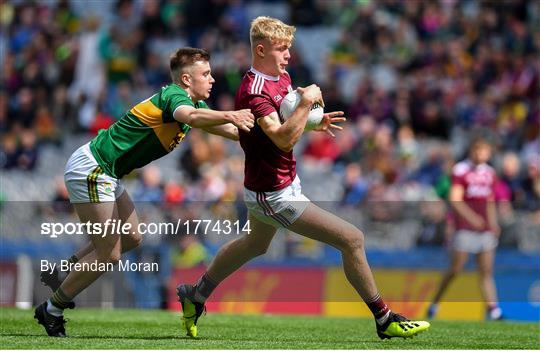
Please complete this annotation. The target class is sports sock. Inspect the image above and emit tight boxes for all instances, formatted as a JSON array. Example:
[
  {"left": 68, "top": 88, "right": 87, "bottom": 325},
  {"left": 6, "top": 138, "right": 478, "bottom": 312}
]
[
  {"left": 193, "top": 273, "right": 218, "bottom": 303},
  {"left": 366, "top": 293, "right": 391, "bottom": 325},
  {"left": 487, "top": 304, "right": 502, "bottom": 319},
  {"left": 49, "top": 287, "right": 73, "bottom": 311},
  {"left": 46, "top": 299, "right": 64, "bottom": 317}
]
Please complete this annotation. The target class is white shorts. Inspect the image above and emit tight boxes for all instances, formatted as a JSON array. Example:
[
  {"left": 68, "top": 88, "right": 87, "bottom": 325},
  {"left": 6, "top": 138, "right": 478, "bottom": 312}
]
[
  {"left": 452, "top": 230, "right": 498, "bottom": 254},
  {"left": 244, "top": 176, "right": 309, "bottom": 228},
  {"left": 64, "top": 143, "right": 125, "bottom": 203}
]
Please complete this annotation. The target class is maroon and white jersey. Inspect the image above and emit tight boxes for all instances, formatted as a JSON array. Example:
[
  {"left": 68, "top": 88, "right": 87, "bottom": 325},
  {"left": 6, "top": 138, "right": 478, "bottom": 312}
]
[
  {"left": 236, "top": 67, "right": 295, "bottom": 192},
  {"left": 451, "top": 160, "right": 497, "bottom": 232}
]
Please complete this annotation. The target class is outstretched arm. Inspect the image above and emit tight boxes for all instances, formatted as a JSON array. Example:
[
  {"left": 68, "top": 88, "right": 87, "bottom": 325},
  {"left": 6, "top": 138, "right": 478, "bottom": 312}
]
[
  {"left": 173, "top": 105, "right": 254, "bottom": 132},
  {"left": 201, "top": 124, "right": 239, "bottom": 141}
]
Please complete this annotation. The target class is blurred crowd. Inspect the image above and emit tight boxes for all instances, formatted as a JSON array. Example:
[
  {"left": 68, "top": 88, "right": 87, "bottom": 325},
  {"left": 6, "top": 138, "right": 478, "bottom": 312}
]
[{"left": 1, "top": 0, "right": 539, "bottom": 258}]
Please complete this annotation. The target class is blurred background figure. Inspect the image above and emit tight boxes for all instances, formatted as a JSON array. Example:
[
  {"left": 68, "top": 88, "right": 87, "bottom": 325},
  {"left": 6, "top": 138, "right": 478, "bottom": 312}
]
[{"left": 427, "top": 138, "right": 503, "bottom": 321}]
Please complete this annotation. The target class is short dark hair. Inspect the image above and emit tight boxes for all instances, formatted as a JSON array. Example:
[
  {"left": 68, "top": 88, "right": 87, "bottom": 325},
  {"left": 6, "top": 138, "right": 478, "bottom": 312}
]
[
  {"left": 469, "top": 136, "right": 492, "bottom": 151},
  {"left": 170, "top": 47, "right": 210, "bottom": 83}
]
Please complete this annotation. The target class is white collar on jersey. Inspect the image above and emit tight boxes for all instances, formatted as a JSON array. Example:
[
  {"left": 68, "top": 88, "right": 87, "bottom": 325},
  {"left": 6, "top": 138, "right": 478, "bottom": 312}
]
[
  {"left": 467, "top": 159, "right": 489, "bottom": 170},
  {"left": 249, "top": 67, "right": 279, "bottom": 81}
]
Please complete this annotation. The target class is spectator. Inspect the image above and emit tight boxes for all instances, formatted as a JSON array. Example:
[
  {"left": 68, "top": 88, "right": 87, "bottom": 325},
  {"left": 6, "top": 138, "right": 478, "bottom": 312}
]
[
  {"left": 499, "top": 152, "right": 523, "bottom": 203},
  {"left": 133, "top": 166, "right": 163, "bottom": 203},
  {"left": 341, "top": 163, "right": 369, "bottom": 206},
  {"left": 522, "top": 158, "right": 540, "bottom": 212},
  {"left": 17, "top": 129, "right": 38, "bottom": 171}
]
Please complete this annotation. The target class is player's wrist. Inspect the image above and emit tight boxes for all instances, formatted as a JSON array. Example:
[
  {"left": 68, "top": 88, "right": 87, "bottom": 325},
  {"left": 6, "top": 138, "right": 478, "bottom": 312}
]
[
  {"left": 223, "top": 111, "right": 236, "bottom": 123},
  {"left": 297, "top": 98, "right": 314, "bottom": 109}
]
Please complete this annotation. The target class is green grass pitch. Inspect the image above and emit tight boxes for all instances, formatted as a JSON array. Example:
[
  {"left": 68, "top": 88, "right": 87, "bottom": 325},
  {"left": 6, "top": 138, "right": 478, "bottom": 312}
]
[{"left": 1, "top": 307, "right": 538, "bottom": 349}]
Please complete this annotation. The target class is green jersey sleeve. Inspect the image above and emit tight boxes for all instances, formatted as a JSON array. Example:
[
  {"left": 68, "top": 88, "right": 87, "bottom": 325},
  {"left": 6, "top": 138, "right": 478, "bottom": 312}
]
[
  {"left": 161, "top": 85, "right": 194, "bottom": 123},
  {"left": 196, "top": 101, "right": 209, "bottom": 109}
]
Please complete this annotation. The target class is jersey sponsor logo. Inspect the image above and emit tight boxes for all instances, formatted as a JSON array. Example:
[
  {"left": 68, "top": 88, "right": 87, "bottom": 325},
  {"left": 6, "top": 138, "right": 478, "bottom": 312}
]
[
  {"left": 273, "top": 94, "right": 282, "bottom": 102},
  {"left": 168, "top": 131, "right": 186, "bottom": 151},
  {"left": 464, "top": 171, "right": 494, "bottom": 198},
  {"left": 465, "top": 171, "right": 493, "bottom": 184},
  {"left": 466, "top": 184, "right": 492, "bottom": 198}
]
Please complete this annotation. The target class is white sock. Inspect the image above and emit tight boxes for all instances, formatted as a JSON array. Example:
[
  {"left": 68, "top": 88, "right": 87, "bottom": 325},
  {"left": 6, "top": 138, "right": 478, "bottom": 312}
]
[
  {"left": 489, "top": 307, "right": 502, "bottom": 320},
  {"left": 376, "top": 310, "right": 391, "bottom": 325},
  {"left": 46, "top": 299, "right": 63, "bottom": 317}
]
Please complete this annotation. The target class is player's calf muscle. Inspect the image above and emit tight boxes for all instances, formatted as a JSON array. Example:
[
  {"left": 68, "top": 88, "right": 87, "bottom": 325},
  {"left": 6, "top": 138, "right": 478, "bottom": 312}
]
[{"left": 92, "top": 239, "right": 122, "bottom": 265}]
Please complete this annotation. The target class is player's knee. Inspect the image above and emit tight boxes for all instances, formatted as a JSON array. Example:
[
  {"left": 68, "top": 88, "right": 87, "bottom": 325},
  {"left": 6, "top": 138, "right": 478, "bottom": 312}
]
[
  {"left": 126, "top": 233, "right": 142, "bottom": 251},
  {"left": 449, "top": 267, "right": 462, "bottom": 276},
  {"left": 247, "top": 240, "right": 270, "bottom": 257},
  {"left": 241, "top": 236, "right": 270, "bottom": 257},
  {"left": 341, "top": 228, "right": 365, "bottom": 253},
  {"left": 108, "top": 251, "right": 122, "bottom": 265},
  {"left": 479, "top": 268, "right": 493, "bottom": 278},
  {"left": 252, "top": 243, "right": 270, "bottom": 257}
]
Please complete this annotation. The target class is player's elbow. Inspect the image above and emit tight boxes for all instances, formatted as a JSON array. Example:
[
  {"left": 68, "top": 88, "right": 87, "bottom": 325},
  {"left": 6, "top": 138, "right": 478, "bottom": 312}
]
[
  {"left": 274, "top": 136, "right": 296, "bottom": 152},
  {"left": 277, "top": 141, "right": 294, "bottom": 152},
  {"left": 449, "top": 200, "right": 461, "bottom": 210},
  {"left": 184, "top": 111, "right": 198, "bottom": 127}
]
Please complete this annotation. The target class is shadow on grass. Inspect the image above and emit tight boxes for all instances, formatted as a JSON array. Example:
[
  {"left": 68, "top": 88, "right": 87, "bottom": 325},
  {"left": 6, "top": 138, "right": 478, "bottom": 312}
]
[
  {"left": 2, "top": 332, "right": 181, "bottom": 341},
  {"left": 2, "top": 332, "right": 381, "bottom": 346}
]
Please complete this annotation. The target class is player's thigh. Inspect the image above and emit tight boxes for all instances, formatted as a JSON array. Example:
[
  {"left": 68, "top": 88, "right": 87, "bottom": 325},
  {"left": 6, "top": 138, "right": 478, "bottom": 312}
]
[
  {"left": 288, "top": 202, "right": 361, "bottom": 250},
  {"left": 73, "top": 201, "right": 121, "bottom": 260},
  {"left": 115, "top": 190, "right": 142, "bottom": 250},
  {"left": 449, "top": 250, "right": 469, "bottom": 273},
  {"left": 475, "top": 250, "right": 495, "bottom": 276},
  {"left": 242, "top": 213, "right": 277, "bottom": 252}
]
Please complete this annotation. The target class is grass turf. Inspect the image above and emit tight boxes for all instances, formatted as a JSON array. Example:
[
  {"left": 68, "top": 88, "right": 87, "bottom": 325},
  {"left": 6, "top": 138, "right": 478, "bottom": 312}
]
[{"left": 1, "top": 307, "right": 538, "bottom": 349}]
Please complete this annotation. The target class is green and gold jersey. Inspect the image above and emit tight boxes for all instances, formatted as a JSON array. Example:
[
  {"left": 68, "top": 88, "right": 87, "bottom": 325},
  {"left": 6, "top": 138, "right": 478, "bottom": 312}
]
[{"left": 90, "top": 84, "right": 208, "bottom": 178}]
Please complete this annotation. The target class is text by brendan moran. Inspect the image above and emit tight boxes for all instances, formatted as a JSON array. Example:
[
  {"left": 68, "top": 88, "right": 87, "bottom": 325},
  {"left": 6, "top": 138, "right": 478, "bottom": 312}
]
[{"left": 41, "top": 260, "right": 158, "bottom": 273}]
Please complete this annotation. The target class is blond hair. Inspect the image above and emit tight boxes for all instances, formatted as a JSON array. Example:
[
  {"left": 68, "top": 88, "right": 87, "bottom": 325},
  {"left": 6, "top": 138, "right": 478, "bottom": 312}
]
[{"left": 249, "top": 16, "right": 296, "bottom": 48}]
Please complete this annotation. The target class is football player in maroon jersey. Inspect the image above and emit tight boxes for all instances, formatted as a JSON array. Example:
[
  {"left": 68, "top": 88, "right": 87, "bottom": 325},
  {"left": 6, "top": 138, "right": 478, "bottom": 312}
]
[
  {"left": 176, "top": 16, "right": 430, "bottom": 339},
  {"left": 427, "top": 137, "right": 503, "bottom": 320}
]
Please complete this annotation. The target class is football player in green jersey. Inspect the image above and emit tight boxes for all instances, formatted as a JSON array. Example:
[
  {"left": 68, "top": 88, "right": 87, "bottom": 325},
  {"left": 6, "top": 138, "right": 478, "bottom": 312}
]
[{"left": 35, "top": 47, "right": 254, "bottom": 337}]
